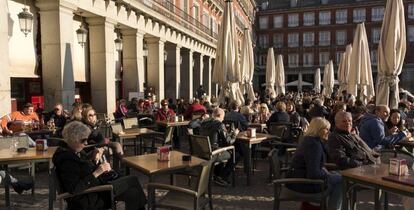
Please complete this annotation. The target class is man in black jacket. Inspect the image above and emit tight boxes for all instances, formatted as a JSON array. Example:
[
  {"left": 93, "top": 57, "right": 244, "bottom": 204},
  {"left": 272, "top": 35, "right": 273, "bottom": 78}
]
[
  {"left": 199, "top": 108, "right": 240, "bottom": 186},
  {"left": 327, "top": 111, "right": 378, "bottom": 170}
]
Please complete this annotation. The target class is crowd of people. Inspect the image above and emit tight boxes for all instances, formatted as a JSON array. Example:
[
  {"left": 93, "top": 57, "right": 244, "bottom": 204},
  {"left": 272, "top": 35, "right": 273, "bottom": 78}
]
[{"left": 2, "top": 87, "right": 414, "bottom": 209}]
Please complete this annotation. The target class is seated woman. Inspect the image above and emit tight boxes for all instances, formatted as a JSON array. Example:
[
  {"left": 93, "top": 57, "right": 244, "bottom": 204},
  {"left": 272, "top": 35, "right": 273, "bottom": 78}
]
[
  {"left": 287, "top": 117, "right": 342, "bottom": 210},
  {"left": 82, "top": 108, "right": 124, "bottom": 172},
  {"left": 52, "top": 121, "right": 146, "bottom": 210},
  {"left": 386, "top": 109, "right": 407, "bottom": 136},
  {"left": 253, "top": 103, "right": 271, "bottom": 124}
]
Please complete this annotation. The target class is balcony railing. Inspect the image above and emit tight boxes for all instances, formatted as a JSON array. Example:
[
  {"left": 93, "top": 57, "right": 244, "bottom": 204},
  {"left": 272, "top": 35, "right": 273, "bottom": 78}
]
[{"left": 139, "top": 0, "right": 218, "bottom": 43}]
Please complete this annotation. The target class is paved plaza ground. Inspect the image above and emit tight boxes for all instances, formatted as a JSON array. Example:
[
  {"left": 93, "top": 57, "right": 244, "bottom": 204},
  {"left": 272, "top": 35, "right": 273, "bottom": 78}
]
[{"left": 0, "top": 139, "right": 408, "bottom": 210}]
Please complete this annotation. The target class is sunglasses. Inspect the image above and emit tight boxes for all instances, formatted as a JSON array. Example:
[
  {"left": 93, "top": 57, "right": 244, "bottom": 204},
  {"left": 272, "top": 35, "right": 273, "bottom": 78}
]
[
  {"left": 88, "top": 114, "right": 96, "bottom": 117},
  {"left": 162, "top": 104, "right": 168, "bottom": 106}
]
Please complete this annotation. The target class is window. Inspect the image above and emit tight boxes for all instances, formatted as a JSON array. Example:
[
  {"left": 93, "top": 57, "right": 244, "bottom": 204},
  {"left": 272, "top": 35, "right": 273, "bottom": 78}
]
[
  {"left": 303, "top": 32, "right": 314, "bottom": 46},
  {"left": 336, "top": 52, "right": 344, "bottom": 64},
  {"left": 304, "top": 12, "right": 315, "bottom": 26},
  {"left": 336, "top": 30, "right": 347, "bottom": 45},
  {"left": 319, "top": 31, "right": 330, "bottom": 46},
  {"left": 303, "top": 53, "right": 313, "bottom": 67},
  {"left": 273, "top": 15, "right": 283, "bottom": 28},
  {"left": 258, "top": 34, "right": 269, "bottom": 48},
  {"left": 288, "top": 54, "right": 299, "bottom": 67},
  {"left": 319, "top": 11, "right": 331, "bottom": 25},
  {"left": 372, "top": 7, "right": 384, "bottom": 22},
  {"left": 371, "top": 50, "right": 377, "bottom": 65},
  {"left": 288, "top": 14, "right": 299, "bottom": 27},
  {"left": 319, "top": 52, "right": 330, "bottom": 66},
  {"left": 409, "top": 4, "right": 414, "bottom": 19},
  {"left": 408, "top": 26, "right": 414, "bottom": 42},
  {"left": 273, "top": 33, "right": 284, "bottom": 48},
  {"left": 193, "top": 4, "right": 199, "bottom": 20},
  {"left": 336, "top": 9, "right": 347, "bottom": 24},
  {"left": 212, "top": 18, "right": 218, "bottom": 34},
  {"left": 259, "top": 16, "right": 268, "bottom": 29},
  {"left": 353, "top": 8, "right": 366, "bottom": 23},
  {"left": 288, "top": 33, "right": 299, "bottom": 47},
  {"left": 203, "top": 11, "right": 209, "bottom": 28},
  {"left": 372, "top": 28, "right": 381, "bottom": 43}
]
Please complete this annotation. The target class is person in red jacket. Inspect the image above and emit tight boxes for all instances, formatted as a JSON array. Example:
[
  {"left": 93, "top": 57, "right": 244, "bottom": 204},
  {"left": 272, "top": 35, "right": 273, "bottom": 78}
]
[
  {"left": 183, "top": 98, "right": 207, "bottom": 120},
  {"left": 156, "top": 99, "right": 175, "bottom": 122}
]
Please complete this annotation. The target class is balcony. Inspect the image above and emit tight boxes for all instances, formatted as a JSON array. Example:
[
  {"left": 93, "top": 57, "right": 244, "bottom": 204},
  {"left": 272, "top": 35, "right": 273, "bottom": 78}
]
[{"left": 138, "top": 0, "right": 218, "bottom": 43}]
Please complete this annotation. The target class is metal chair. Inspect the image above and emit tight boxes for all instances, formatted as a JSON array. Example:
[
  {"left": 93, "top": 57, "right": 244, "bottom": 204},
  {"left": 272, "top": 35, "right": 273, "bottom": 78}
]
[
  {"left": 189, "top": 134, "right": 236, "bottom": 187},
  {"left": 147, "top": 160, "right": 213, "bottom": 210},
  {"left": 141, "top": 126, "right": 174, "bottom": 154},
  {"left": 269, "top": 148, "right": 327, "bottom": 210},
  {"left": 51, "top": 167, "right": 116, "bottom": 210}
]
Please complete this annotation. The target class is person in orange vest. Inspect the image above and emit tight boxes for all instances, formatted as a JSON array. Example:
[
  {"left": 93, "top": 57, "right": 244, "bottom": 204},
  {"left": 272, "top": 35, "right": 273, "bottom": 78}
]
[{"left": 1, "top": 103, "right": 39, "bottom": 135}]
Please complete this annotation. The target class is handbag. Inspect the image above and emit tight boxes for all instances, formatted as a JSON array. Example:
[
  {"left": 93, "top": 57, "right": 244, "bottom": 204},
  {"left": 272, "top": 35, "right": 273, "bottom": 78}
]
[{"left": 98, "top": 170, "right": 119, "bottom": 184}]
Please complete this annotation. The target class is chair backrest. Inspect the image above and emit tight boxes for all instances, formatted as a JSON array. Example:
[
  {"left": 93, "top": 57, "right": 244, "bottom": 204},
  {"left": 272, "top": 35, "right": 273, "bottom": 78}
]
[
  {"left": 111, "top": 123, "right": 123, "bottom": 134},
  {"left": 196, "top": 160, "right": 213, "bottom": 196},
  {"left": 191, "top": 110, "right": 206, "bottom": 120},
  {"left": 268, "top": 148, "right": 283, "bottom": 180},
  {"left": 123, "top": 118, "right": 138, "bottom": 129},
  {"left": 163, "top": 126, "right": 175, "bottom": 145},
  {"left": 268, "top": 124, "right": 287, "bottom": 140},
  {"left": 51, "top": 167, "right": 64, "bottom": 195},
  {"left": 189, "top": 134, "right": 212, "bottom": 160},
  {"left": 96, "top": 113, "right": 107, "bottom": 122},
  {"left": 0, "top": 135, "right": 29, "bottom": 150}
]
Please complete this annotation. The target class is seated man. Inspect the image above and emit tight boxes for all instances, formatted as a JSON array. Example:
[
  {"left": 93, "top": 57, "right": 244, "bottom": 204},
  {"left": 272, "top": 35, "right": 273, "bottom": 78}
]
[
  {"left": 199, "top": 108, "right": 240, "bottom": 186},
  {"left": 223, "top": 102, "right": 249, "bottom": 131},
  {"left": 183, "top": 99, "right": 206, "bottom": 120},
  {"left": 1, "top": 103, "right": 39, "bottom": 135},
  {"left": 327, "top": 111, "right": 378, "bottom": 170},
  {"left": 44, "top": 103, "right": 67, "bottom": 137},
  {"left": 155, "top": 99, "right": 176, "bottom": 122},
  {"left": 358, "top": 105, "right": 411, "bottom": 150}
]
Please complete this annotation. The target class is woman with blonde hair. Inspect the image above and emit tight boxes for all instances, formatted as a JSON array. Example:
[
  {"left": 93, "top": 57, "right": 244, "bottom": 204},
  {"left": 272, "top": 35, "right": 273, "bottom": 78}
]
[
  {"left": 254, "top": 103, "right": 271, "bottom": 124},
  {"left": 286, "top": 117, "right": 342, "bottom": 210}
]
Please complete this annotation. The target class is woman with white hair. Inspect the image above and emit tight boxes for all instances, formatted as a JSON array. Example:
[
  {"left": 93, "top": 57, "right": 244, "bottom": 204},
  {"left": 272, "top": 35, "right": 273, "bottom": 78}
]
[
  {"left": 286, "top": 117, "right": 342, "bottom": 210},
  {"left": 52, "top": 121, "right": 146, "bottom": 210}
]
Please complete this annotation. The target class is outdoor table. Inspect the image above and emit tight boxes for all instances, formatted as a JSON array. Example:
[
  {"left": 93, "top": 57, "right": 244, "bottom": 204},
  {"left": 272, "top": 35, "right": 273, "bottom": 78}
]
[
  {"left": 237, "top": 132, "right": 277, "bottom": 186},
  {"left": 397, "top": 137, "right": 414, "bottom": 148},
  {"left": 113, "top": 128, "right": 160, "bottom": 155},
  {"left": 156, "top": 120, "right": 190, "bottom": 127},
  {"left": 0, "top": 147, "right": 57, "bottom": 210},
  {"left": 341, "top": 164, "right": 414, "bottom": 210},
  {"left": 122, "top": 151, "right": 206, "bottom": 182}
]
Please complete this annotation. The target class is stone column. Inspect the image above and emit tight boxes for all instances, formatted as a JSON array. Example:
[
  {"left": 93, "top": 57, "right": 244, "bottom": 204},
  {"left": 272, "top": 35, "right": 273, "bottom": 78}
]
[
  {"left": 0, "top": 0, "right": 11, "bottom": 116},
  {"left": 193, "top": 53, "right": 203, "bottom": 94},
  {"left": 146, "top": 37, "right": 165, "bottom": 101},
  {"left": 181, "top": 49, "right": 194, "bottom": 100},
  {"left": 298, "top": 73, "right": 303, "bottom": 92},
  {"left": 204, "top": 56, "right": 212, "bottom": 97},
  {"left": 37, "top": 1, "right": 76, "bottom": 110},
  {"left": 165, "top": 44, "right": 181, "bottom": 100},
  {"left": 88, "top": 17, "right": 116, "bottom": 115},
  {"left": 123, "top": 29, "right": 145, "bottom": 97}
]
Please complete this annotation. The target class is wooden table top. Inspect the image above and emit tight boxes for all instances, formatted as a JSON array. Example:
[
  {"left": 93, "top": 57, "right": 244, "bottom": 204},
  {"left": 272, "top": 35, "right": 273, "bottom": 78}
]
[
  {"left": 397, "top": 137, "right": 414, "bottom": 147},
  {"left": 341, "top": 164, "right": 414, "bottom": 194},
  {"left": 236, "top": 132, "right": 276, "bottom": 144},
  {"left": 156, "top": 120, "right": 190, "bottom": 127},
  {"left": 122, "top": 151, "right": 206, "bottom": 175},
  {"left": 0, "top": 147, "right": 57, "bottom": 162},
  {"left": 114, "top": 128, "right": 158, "bottom": 138}
]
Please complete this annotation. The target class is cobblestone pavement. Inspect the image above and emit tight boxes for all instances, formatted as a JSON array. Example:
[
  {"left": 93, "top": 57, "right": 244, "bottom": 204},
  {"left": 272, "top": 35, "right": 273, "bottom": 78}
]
[{"left": 0, "top": 155, "right": 407, "bottom": 210}]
